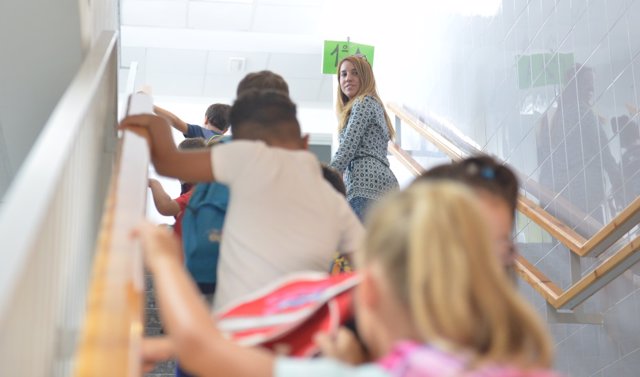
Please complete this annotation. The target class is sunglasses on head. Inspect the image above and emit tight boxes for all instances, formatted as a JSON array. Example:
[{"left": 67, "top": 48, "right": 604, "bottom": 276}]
[{"left": 461, "top": 158, "right": 512, "bottom": 184}]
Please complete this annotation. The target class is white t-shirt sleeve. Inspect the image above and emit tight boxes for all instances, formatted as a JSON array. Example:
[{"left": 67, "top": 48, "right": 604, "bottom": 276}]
[
  {"left": 275, "top": 358, "right": 389, "bottom": 377},
  {"left": 211, "top": 141, "right": 263, "bottom": 185},
  {"left": 336, "top": 200, "right": 365, "bottom": 254}
]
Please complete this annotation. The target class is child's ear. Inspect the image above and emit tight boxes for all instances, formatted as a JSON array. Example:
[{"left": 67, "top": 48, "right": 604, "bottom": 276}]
[{"left": 301, "top": 134, "right": 310, "bottom": 150}]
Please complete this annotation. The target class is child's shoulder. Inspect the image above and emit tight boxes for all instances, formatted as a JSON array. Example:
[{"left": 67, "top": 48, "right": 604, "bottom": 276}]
[
  {"left": 222, "top": 140, "right": 304, "bottom": 155},
  {"left": 214, "top": 139, "right": 268, "bottom": 156}
]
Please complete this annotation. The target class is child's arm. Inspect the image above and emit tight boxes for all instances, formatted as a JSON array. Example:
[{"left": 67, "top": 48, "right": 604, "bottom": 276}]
[
  {"left": 148, "top": 179, "right": 181, "bottom": 216},
  {"left": 134, "top": 222, "right": 275, "bottom": 377},
  {"left": 120, "top": 115, "right": 214, "bottom": 183},
  {"left": 141, "top": 336, "right": 175, "bottom": 374},
  {"left": 153, "top": 105, "right": 189, "bottom": 134}
]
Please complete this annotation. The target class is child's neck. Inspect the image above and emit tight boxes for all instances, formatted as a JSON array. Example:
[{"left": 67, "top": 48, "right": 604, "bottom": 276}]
[
  {"left": 205, "top": 123, "right": 225, "bottom": 134},
  {"left": 369, "top": 266, "right": 420, "bottom": 359},
  {"left": 233, "top": 136, "right": 305, "bottom": 151},
  {"left": 373, "top": 311, "right": 418, "bottom": 359},
  {"left": 265, "top": 139, "right": 305, "bottom": 151}
]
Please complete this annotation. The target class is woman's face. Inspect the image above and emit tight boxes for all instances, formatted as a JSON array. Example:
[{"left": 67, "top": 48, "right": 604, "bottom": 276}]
[{"left": 339, "top": 60, "right": 361, "bottom": 99}]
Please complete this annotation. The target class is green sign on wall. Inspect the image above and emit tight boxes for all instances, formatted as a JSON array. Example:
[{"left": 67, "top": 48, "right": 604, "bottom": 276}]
[
  {"left": 517, "top": 52, "right": 575, "bottom": 89},
  {"left": 322, "top": 40, "right": 375, "bottom": 74}
]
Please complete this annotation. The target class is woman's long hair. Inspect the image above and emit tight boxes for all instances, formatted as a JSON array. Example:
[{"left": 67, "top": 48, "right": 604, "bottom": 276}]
[{"left": 335, "top": 55, "right": 395, "bottom": 140}]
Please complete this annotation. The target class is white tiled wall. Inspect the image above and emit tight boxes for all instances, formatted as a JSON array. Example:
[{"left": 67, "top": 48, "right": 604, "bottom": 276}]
[{"left": 372, "top": 1, "right": 640, "bottom": 375}]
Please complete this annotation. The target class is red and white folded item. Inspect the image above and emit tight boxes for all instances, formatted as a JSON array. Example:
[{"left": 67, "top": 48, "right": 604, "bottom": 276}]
[{"left": 216, "top": 272, "right": 360, "bottom": 357}]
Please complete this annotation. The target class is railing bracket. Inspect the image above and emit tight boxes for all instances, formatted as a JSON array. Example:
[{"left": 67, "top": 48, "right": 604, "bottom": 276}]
[{"left": 545, "top": 303, "right": 603, "bottom": 325}]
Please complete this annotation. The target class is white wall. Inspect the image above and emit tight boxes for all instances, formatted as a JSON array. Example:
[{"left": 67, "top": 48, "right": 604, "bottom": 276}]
[
  {"left": 0, "top": 0, "right": 84, "bottom": 200},
  {"left": 344, "top": 2, "right": 640, "bottom": 376},
  {"left": 0, "top": 0, "right": 120, "bottom": 202}
]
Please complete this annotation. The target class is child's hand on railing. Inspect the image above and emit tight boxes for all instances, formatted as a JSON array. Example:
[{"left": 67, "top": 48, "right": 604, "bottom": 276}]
[
  {"left": 118, "top": 114, "right": 165, "bottom": 130},
  {"left": 119, "top": 114, "right": 179, "bottom": 164},
  {"left": 132, "top": 221, "right": 182, "bottom": 267},
  {"left": 117, "top": 115, "right": 156, "bottom": 146},
  {"left": 148, "top": 178, "right": 159, "bottom": 189},
  {"left": 118, "top": 114, "right": 166, "bottom": 137}
]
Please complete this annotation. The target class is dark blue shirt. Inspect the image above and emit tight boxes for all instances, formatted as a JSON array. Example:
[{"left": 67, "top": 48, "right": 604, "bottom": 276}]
[{"left": 184, "top": 123, "right": 221, "bottom": 140}]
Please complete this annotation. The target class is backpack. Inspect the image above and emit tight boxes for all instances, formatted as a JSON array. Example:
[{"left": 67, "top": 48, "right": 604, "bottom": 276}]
[
  {"left": 329, "top": 252, "right": 353, "bottom": 275},
  {"left": 217, "top": 272, "right": 359, "bottom": 357},
  {"left": 181, "top": 182, "right": 229, "bottom": 285},
  {"left": 206, "top": 134, "right": 231, "bottom": 146}
]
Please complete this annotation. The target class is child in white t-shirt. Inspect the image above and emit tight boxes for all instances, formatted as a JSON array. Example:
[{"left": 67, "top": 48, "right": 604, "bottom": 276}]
[
  {"left": 135, "top": 181, "right": 561, "bottom": 377},
  {"left": 121, "top": 90, "right": 364, "bottom": 311}
]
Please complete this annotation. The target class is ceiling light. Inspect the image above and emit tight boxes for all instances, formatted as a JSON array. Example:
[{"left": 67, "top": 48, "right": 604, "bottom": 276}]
[
  {"left": 228, "top": 57, "right": 246, "bottom": 73},
  {"left": 196, "top": 0, "right": 254, "bottom": 4}
]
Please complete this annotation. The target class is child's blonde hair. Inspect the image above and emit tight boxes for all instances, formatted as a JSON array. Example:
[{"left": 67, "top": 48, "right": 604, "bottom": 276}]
[
  {"left": 360, "top": 182, "right": 553, "bottom": 368},
  {"left": 335, "top": 55, "right": 395, "bottom": 140}
]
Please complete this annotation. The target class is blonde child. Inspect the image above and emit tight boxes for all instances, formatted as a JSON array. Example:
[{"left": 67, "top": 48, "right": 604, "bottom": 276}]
[
  {"left": 136, "top": 182, "right": 560, "bottom": 377},
  {"left": 318, "top": 155, "right": 526, "bottom": 361},
  {"left": 413, "top": 156, "right": 521, "bottom": 276}
]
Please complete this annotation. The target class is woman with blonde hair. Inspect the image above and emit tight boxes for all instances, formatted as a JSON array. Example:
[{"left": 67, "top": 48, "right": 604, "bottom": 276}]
[
  {"left": 138, "top": 182, "right": 560, "bottom": 377},
  {"left": 329, "top": 54, "right": 398, "bottom": 221}
]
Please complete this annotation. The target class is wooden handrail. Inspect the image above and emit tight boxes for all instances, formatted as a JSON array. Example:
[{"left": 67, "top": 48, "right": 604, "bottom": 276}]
[
  {"left": 519, "top": 176, "right": 604, "bottom": 237},
  {"left": 513, "top": 256, "right": 562, "bottom": 303},
  {"left": 516, "top": 196, "right": 589, "bottom": 253},
  {"left": 386, "top": 102, "right": 640, "bottom": 258},
  {"left": 519, "top": 175, "right": 640, "bottom": 256},
  {"left": 575, "top": 197, "right": 640, "bottom": 257},
  {"left": 555, "top": 235, "right": 640, "bottom": 309},
  {"left": 387, "top": 103, "right": 465, "bottom": 161},
  {"left": 388, "top": 142, "right": 424, "bottom": 176},
  {"left": 73, "top": 130, "right": 149, "bottom": 377},
  {"left": 513, "top": 235, "right": 640, "bottom": 310},
  {"left": 386, "top": 107, "right": 640, "bottom": 309}
]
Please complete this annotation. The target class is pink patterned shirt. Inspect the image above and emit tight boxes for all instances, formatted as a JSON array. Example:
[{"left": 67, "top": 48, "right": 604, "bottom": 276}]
[
  {"left": 378, "top": 341, "right": 562, "bottom": 377},
  {"left": 276, "top": 341, "right": 563, "bottom": 377}
]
